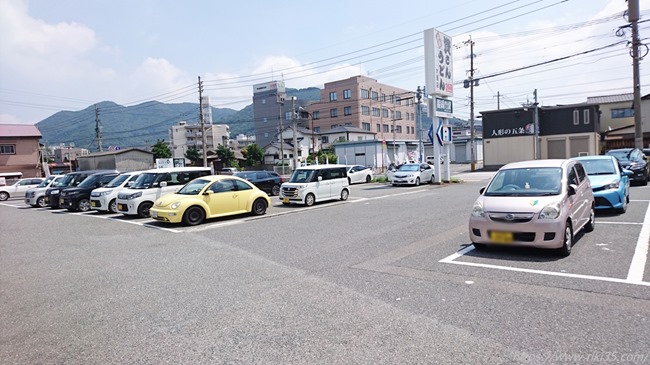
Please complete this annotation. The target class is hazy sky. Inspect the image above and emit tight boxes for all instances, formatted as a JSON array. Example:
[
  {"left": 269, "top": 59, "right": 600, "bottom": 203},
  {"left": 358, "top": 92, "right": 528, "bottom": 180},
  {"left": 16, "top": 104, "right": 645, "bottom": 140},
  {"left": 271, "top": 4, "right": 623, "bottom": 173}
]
[{"left": 0, "top": 0, "right": 647, "bottom": 125}]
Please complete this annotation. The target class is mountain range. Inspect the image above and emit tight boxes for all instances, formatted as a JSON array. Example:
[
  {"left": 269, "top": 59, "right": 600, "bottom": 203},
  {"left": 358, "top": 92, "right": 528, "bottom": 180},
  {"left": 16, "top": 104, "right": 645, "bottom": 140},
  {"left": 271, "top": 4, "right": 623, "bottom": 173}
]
[{"left": 37, "top": 87, "right": 322, "bottom": 151}]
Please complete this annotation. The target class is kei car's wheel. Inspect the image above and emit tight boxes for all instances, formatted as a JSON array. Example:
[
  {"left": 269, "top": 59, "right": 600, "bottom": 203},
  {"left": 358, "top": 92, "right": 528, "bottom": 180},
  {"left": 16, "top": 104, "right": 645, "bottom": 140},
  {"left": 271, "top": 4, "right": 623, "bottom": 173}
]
[
  {"left": 77, "top": 198, "right": 91, "bottom": 212},
  {"left": 183, "top": 206, "right": 205, "bottom": 226},
  {"left": 305, "top": 193, "right": 315, "bottom": 207},
  {"left": 414, "top": 177, "right": 420, "bottom": 186},
  {"left": 36, "top": 196, "right": 46, "bottom": 207},
  {"left": 430, "top": 175, "right": 435, "bottom": 184},
  {"left": 472, "top": 242, "right": 487, "bottom": 250},
  {"left": 558, "top": 222, "right": 573, "bottom": 257},
  {"left": 251, "top": 198, "right": 267, "bottom": 216},
  {"left": 271, "top": 184, "right": 281, "bottom": 196},
  {"left": 0, "top": 192, "right": 9, "bottom": 201},
  {"left": 137, "top": 202, "right": 153, "bottom": 218},
  {"left": 340, "top": 189, "right": 349, "bottom": 201},
  {"left": 365, "top": 175, "right": 371, "bottom": 183},
  {"left": 108, "top": 199, "right": 118, "bottom": 213},
  {"left": 584, "top": 206, "right": 595, "bottom": 232}
]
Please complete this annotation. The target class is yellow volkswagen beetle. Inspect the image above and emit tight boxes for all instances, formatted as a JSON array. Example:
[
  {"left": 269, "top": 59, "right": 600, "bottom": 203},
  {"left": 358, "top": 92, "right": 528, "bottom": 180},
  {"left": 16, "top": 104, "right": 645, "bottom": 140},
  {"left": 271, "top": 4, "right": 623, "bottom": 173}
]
[{"left": 149, "top": 175, "right": 271, "bottom": 226}]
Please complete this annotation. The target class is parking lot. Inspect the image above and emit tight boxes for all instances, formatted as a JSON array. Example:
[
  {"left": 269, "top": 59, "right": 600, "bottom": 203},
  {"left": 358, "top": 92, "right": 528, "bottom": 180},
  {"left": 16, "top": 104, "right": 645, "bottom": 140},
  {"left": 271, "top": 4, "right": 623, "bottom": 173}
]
[{"left": 1, "top": 170, "right": 649, "bottom": 363}]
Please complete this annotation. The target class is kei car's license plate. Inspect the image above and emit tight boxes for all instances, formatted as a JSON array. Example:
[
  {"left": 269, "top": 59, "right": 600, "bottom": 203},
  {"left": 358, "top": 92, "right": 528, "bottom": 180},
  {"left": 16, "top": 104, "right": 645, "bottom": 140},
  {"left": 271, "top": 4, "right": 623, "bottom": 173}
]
[
  {"left": 150, "top": 211, "right": 158, "bottom": 218},
  {"left": 90, "top": 201, "right": 97, "bottom": 207},
  {"left": 490, "top": 231, "right": 513, "bottom": 244},
  {"left": 117, "top": 203, "right": 126, "bottom": 211},
  {"left": 283, "top": 198, "right": 289, "bottom": 203}
]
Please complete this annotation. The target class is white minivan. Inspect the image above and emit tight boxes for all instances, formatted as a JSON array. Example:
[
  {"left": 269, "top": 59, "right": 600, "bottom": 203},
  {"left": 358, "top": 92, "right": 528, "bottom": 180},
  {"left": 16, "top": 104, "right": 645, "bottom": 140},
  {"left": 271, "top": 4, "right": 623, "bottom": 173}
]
[
  {"left": 279, "top": 164, "right": 349, "bottom": 206},
  {"left": 116, "top": 167, "right": 211, "bottom": 217},
  {"left": 90, "top": 171, "right": 142, "bottom": 213}
]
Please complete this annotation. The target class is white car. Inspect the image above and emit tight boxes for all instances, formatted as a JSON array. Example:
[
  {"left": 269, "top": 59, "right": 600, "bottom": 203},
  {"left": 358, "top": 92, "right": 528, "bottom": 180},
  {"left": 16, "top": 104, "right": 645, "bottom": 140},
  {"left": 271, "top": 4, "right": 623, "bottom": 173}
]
[
  {"left": 24, "top": 175, "right": 64, "bottom": 207},
  {"left": 346, "top": 165, "right": 373, "bottom": 184},
  {"left": 391, "top": 163, "right": 435, "bottom": 186},
  {"left": 0, "top": 177, "right": 44, "bottom": 201},
  {"left": 90, "top": 171, "right": 141, "bottom": 213}
]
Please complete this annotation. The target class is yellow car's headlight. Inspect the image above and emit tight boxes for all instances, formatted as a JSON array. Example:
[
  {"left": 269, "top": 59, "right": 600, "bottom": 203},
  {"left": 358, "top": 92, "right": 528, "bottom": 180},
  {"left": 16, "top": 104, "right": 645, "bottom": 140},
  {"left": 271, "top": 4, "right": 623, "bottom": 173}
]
[{"left": 171, "top": 201, "right": 181, "bottom": 209}]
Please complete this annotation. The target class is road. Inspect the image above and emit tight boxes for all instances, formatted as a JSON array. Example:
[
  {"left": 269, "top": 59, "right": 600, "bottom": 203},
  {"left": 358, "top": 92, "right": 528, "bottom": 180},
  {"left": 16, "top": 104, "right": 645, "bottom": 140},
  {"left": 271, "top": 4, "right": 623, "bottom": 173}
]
[{"left": 1, "top": 169, "right": 649, "bottom": 364}]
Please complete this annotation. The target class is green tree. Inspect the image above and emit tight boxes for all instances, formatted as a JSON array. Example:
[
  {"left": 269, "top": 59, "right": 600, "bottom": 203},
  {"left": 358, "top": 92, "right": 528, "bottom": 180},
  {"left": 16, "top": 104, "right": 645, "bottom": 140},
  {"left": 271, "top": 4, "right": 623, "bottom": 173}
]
[
  {"left": 184, "top": 146, "right": 201, "bottom": 166},
  {"left": 151, "top": 139, "right": 171, "bottom": 159},
  {"left": 242, "top": 143, "right": 264, "bottom": 167},
  {"left": 216, "top": 144, "right": 237, "bottom": 167}
]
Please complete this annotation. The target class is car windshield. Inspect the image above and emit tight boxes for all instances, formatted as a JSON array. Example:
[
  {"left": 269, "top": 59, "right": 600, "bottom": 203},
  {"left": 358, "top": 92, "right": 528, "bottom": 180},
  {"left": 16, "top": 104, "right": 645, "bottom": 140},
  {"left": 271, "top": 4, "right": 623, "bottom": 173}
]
[
  {"left": 398, "top": 164, "right": 420, "bottom": 172},
  {"left": 77, "top": 175, "right": 99, "bottom": 188},
  {"left": 105, "top": 174, "right": 132, "bottom": 188},
  {"left": 580, "top": 159, "right": 617, "bottom": 175},
  {"left": 177, "top": 179, "right": 210, "bottom": 195},
  {"left": 485, "top": 167, "right": 562, "bottom": 196},
  {"left": 289, "top": 169, "right": 316, "bottom": 183},
  {"left": 130, "top": 173, "right": 162, "bottom": 189},
  {"left": 606, "top": 150, "right": 632, "bottom": 162},
  {"left": 37, "top": 176, "right": 56, "bottom": 187},
  {"left": 55, "top": 174, "right": 77, "bottom": 187}
]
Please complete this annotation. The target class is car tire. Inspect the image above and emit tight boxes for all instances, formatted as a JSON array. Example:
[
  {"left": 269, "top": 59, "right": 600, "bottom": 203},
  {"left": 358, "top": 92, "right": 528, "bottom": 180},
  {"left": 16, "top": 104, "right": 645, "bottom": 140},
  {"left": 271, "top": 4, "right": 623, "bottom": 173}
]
[
  {"left": 271, "top": 184, "right": 280, "bottom": 196},
  {"left": 0, "top": 192, "right": 9, "bottom": 201},
  {"left": 305, "top": 193, "right": 315, "bottom": 206},
  {"left": 36, "top": 196, "right": 46, "bottom": 207},
  {"left": 472, "top": 242, "right": 487, "bottom": 250},
  {"left": 251, "top": 198, "right": 267, "bottom": 216},
  {"left": 282, "top": 202, "right": 291, "bottom": 206},
  {"left": 137, "top": 201, "right": 153, "bottom": 218},
  {"left": 414, "top": 177, "right": 420, "bottom": 186},
  {"left": 77, "top": 199, "right": 91, "bottom": 212},
  {"left": 558, "top": 222, "right": 573, "bottom": 257},
  {"left": 182, "top": 206, "right": 205, "bottom": 226},
  {"left": 365, "top": 175, "right": 371, "bottom": 183},
  {"left": 584, "top": 206, "right": 595, "bottom": 232},
  {"left": 430, "top": 175, "right": 435, "bottom": 184},
  {"left": 108, "top": 199, "right": 118, "bottom": 213},
  {"left": 340, "top": 189, "right": 349, "bottom": 201}
]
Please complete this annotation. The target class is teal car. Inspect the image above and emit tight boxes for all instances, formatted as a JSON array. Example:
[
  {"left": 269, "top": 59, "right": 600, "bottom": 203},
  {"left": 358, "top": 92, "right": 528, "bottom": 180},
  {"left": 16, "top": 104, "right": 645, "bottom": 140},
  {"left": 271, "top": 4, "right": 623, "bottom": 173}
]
[{"left": 574, "top": 155, "right": 631, "bottom": 213}]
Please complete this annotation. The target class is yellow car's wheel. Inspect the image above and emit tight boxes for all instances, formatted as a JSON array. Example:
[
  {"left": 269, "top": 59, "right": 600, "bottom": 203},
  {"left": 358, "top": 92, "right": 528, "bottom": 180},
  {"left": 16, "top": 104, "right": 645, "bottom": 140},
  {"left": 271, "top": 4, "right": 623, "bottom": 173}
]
[{"left": 183, "top": 206, "right": 205, "bottom": 226}]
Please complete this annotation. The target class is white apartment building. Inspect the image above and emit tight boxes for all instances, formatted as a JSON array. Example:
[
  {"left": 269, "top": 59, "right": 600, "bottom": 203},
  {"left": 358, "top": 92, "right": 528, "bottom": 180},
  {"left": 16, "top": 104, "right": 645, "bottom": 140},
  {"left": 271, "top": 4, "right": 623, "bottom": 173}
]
[{"left": 169, "top": 121, "right": 230, "bottom": 161}]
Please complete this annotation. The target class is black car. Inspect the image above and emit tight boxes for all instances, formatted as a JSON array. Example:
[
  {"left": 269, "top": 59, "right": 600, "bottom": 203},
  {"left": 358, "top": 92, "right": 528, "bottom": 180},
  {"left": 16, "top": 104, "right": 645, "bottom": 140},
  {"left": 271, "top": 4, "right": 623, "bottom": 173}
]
[
  {"left": 233, "top": 171, "right": 283, "bottom": 196},
  {"left": 605, "top": 148, "right": 649, "bottom": 185},
  {"left": 59, "top": 171, "right": 119, "bottom": 211},
  {"left": 44, "top": 169, "right": 118, "bottom": 208}
]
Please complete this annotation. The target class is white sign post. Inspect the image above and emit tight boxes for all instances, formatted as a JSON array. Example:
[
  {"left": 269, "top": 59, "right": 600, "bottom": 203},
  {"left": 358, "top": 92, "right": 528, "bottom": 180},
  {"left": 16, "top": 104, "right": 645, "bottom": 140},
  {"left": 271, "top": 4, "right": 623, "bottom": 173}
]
[{"left": 424, "top": 27, "right": 453, "bottom": 183}]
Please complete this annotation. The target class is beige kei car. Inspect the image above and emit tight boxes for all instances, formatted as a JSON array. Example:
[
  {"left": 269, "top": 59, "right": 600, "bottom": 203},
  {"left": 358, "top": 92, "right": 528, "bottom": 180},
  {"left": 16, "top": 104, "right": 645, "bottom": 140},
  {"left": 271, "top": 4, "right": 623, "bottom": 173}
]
[{"left": 468, "top": 159, "right": 595, "bottom": 256}]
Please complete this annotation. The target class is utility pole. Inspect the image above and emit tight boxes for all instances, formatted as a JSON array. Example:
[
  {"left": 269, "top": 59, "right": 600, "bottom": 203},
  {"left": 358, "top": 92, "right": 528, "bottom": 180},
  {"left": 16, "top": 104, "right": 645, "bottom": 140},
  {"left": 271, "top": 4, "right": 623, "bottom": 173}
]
[
  {"left": 198, "top": 76, "right": 207, "bottom": 167},
  {"left": 95, "top": 105, "right": 102, "bottom": 152},
  {"left": 277, "top": 94, "right": 285, "bottom": 175},
  {"left": 629, "top": 0, "right": 643, "bottom": 149},
  {"left": 291, "top": 96, "right": 299, "bottom": 170},
  {"left": 533, "top": 89, "right": 540, "bottom": 159},
  {"left": 464, "top": 37, "right": 476, "bottom": 172},
  {"left": 496, "top": 91, "right": 501, "bottom": 110},
  {"left": 416, "top": 86, "right": 423, "bottom": 163}
]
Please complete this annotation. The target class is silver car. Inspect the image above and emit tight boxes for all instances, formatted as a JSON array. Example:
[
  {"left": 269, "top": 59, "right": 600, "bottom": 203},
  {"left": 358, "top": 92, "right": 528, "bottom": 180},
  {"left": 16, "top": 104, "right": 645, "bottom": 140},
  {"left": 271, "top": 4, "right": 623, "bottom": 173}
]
[
  {"left": 468, "top": 159, "right": 595, "bottom": 256},
  {"left": 391, "top": 163, "right": 434, "bottom": 186}
]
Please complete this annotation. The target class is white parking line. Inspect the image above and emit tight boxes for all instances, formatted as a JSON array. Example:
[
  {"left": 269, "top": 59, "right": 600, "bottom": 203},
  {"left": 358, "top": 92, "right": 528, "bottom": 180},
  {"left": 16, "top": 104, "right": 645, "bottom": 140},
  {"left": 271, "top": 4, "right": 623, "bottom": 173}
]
[
  {"left": 73, "top": 211, "right": 182, "bottom": 233},
  {"left": 627, "top": 201, "right": 650, "bottom": 282}
]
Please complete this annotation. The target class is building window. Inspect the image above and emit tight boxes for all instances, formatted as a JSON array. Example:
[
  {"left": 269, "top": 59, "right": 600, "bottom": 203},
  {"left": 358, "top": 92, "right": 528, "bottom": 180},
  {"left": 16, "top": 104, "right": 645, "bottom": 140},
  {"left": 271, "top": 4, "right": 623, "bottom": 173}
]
[
  {"left": 314, "top": 127, "right": 320, "bottom": 133},
  {"left": 361, "top": 89, "right": 369, "bottom": 99},
  {"left": 573, "top": 110, "right": 579, "bottom": 125},
  {"left": 362, "top": 106, "right": 370, "bottom": 115},
  {"left": 262, "top": 99, "right": 266, "bottom": 104},
  {"left": 611, "top": 108, "right": 634, "bottom": 118},
  {"left": 583, "top": 110, "right": 590, "bottom": 125},
  {"left": 321, "top": 136, "right": 329, "bottom": 143},
  {"left": 396, "top": 96, "right": 401, "bottom": 105},
  {"left": 313, "top": 111, "right": 320, "bottom": 120},
  {"left": 381, "top": 93, "right": 386, "bottom": 102},
  {"left": 383, "top": 124, "right": 389, "bottom": 133},
  {"left": 263, "top": 117, "right": 267, "bottom": 123},
  {"left": 343, "top": 89, "right": 351, "bottom": 99},
  {"left": 362, "top": 122, "right": 371, "bottom": 131},
  {"left": 389, "top": 95, "right": 394, "bottom": 104},
  {"left": 372, "top": 107, "right": 380, "bottom": 117},
  {"left": 371, "top": 91, "right": 379, "bottom": 101},
  {"left": 376, "top": 124, "right": 381, "bottom": 132},
  {"left": 330, "top": 108, "right": 338, "bottom": 118},
  {"left": 264, "top": 132, "right": 269, "bottom": 138},
  {"left": 0, "top": 145, "right": 16, "bottom": 154},
  {"left": 344, "top": 106, "right": 352, "bottom": 116},
  {"left": 382, "top": 108, "right": 388, "bottom": 118},
  {"left": 396, "top": 125, "right": 402, "bottom": 133},
  {"left": 329, "top": 92, "right": 337, "bottom": 101},
  {"left": 396, "top": 111, "right": 402, "bottom": 120}
]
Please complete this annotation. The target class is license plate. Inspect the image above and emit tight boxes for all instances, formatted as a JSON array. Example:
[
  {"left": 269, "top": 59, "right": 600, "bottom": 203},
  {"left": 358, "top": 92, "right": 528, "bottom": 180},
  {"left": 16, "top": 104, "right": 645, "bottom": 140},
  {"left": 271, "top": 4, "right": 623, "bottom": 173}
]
[
  {"left": 117, "top": 203, "right": 126, "bottom": 211},
  {"left": 59, "top": 198, "right": 64, "bottom": 205},
  {"left": 283, "top": 198, "right": 289, "bottom": 203},
  {"left": 150, "top": 211, "right": 158, "bottom": 218},
  {"left": 45, "top": 197, "right": 49, "bottom": 203},
  {"left": 490, "top": 231, "right": 513, "bottom": 244},
  {"left": 91, "top": 201, "right": 97, "bottom": 207}
]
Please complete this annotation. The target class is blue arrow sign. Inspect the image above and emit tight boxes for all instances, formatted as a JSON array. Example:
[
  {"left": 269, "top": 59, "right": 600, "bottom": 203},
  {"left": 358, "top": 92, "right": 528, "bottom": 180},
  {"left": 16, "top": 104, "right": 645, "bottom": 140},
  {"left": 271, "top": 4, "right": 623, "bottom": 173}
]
[
  {"left": 427, "top": 124, "right": 434, "bottom": 144},
  {"left": 436, "top": 119, "right": 444, "bottom": 146}
]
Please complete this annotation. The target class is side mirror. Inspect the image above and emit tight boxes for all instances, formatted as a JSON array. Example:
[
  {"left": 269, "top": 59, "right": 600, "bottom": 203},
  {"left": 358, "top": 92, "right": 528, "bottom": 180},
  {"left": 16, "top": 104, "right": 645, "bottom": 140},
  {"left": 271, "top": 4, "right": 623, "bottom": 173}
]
[
  {"left": 127, "top": 181, "right": 134, "bottom": 187},
  {"left": 160, "top": 181, "right": 167, "bottom": 187},
  {"left": 479, "top": 187, "right": 485, "bottom": 194},
  {"left": 318, "top": 176, "right": 323, "bottom": 181},
  {"left": 623, "top": 169, "right": 633, "bottom": 177},
  {"left": 203, "top": 190, "right": 214, "bottom": 195},
  {"left": 568, "top": 184, "right": 578, "bottom": 196}
]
